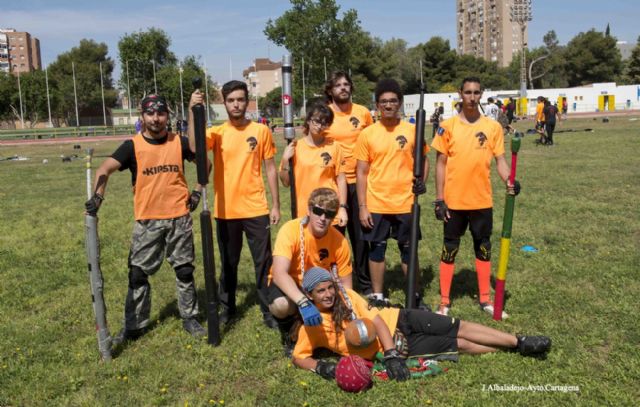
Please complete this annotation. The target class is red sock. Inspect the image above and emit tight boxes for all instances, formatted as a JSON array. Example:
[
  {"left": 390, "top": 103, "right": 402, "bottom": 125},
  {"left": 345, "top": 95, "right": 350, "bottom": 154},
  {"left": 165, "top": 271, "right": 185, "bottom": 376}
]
[
  {"left": 439, "top": 261, "right": 455, "bottom": 305},
  {"left": 476, "top": 259, "right": 492, "bottom": 304}
]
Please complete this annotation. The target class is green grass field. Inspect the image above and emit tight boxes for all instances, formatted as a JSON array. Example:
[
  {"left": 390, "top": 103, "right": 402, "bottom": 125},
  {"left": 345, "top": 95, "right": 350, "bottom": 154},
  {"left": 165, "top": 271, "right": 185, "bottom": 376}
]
[{"left": 1, "top": 116, "right": 639, "bottom": 406}]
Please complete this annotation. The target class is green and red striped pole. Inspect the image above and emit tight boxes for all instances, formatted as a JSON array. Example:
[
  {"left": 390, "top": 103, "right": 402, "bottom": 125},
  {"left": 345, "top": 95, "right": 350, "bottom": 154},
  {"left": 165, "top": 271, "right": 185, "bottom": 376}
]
[{"left": 493, "top": 136, "right": 521, "bottom": 321}]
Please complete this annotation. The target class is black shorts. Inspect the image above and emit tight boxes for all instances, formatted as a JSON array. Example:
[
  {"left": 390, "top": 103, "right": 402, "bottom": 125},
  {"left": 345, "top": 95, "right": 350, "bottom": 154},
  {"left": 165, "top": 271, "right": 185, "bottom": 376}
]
[
  {"left": 362, "top": 213, "right": 420, "bottom": 243},
  {"left": 444, "top": 208, "right": 492, "bottom": 241},
  {"left": 266, "top": 282, "right": 287, "bottom": 304},
  {"left": 397, "top": 309, "right": 460, "bottom": 361}
]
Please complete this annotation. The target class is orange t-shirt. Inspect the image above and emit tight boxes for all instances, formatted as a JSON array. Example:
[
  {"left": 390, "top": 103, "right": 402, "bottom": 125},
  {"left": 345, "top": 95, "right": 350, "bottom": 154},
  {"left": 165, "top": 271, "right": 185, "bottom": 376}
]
[
  {"left": 354, "top": 120, "right": 429, "bottom": 214},
  {"left": 132, "top": 133, "right": 189, "bottom": 220},
  {"left": 431, "top": 115, "right": 505, "bottom": 210},
  {"left": 325, "top": 103, "right": 373, "bottom": 184},
  {"left": 293, "top": 288, "right": 400, "bottom": 360},
  {"left": 536, "top": 102, "right": 545, "bottom": 122},
  {"left": 206, "top": 121, "right": 276, "bottom": 219},
  {"left": 291, "top": 138, "right": 344, "bottom": 218},
  {"left": 269, "top": 218, "right": 352, "bottom": 286}
]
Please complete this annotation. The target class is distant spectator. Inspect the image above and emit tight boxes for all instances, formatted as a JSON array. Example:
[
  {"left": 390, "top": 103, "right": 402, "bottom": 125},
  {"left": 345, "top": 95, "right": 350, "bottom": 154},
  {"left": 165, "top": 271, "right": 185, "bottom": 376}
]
[
  {"left": 134, "top": 119, "right": 142, "bottom": 134},
  {"left": 484, "top": 97, "right": 500, "bottom": 121},
  {"left": 506, "top": 99, "right": 515, "bottom": 124},
  {"left": 430, "top": 106, "right": 444, "bottom": 138}
]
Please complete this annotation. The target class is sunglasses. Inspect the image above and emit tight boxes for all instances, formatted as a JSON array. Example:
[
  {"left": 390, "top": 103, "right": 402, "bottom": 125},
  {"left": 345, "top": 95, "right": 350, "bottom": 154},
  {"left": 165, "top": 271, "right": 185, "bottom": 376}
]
[
  {"left": 310, "top": 205, "right": 337, "bottom": 219},
  {"left": 310, "top": 118, "right": 330, "bottom": 128}
]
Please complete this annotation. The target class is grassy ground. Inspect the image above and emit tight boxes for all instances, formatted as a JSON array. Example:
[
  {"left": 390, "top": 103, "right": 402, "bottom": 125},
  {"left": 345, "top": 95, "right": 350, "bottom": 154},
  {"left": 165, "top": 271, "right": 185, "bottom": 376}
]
[{"left": 0, "top": 116, "right": 638, "bottom": 406}]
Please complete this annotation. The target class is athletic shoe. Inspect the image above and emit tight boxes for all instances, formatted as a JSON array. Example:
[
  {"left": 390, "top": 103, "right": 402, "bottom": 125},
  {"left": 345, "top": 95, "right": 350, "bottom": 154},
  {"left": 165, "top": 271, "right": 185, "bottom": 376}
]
[
  {"left": 112, "top": 327, "right": 147, "bottom": 346},
  {"left": 262, "top": 314, "right": 279, "bottom": 330},
  {"left": 182, "top": 318, "right": 206, "bottom": 338},
  {"left": 367, "top": 296, "right": 391, "bottom": 308},
  {"left": 480, "top": 302, "right": 509, "bottom": 319},
  {"left": 517, "top": 335, "right": 552, "bottom": 356},
  {"left": 436, "top": 304, "right": 450, "bottom": 316}
]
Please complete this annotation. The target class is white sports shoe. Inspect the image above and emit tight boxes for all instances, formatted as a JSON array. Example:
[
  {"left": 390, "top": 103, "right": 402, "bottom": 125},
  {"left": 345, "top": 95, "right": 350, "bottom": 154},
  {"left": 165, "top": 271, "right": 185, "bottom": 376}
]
[
  {"left": 436, "top": 304, "right": 451, "bottom": 316},
  {"left": 480, "top": 303, "right": 509, "bottom": 319}
]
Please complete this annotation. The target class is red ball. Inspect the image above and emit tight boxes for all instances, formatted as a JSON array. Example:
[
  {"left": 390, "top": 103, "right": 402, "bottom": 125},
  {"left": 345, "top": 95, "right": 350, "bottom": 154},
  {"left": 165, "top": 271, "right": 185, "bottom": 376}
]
[
  {"left": 344, "top": 318, "right": 377, "bottom": 348},
  {"left": 335, "top": 355, "right": 373, "bottom": 393}
]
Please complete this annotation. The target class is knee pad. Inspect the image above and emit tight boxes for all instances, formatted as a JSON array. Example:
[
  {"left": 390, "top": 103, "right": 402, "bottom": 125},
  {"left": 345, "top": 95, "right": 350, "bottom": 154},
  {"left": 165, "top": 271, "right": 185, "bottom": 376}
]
[
  {"left": 398, "top": 242, "right": 410, "bottom": 264},
  {"left": 441, "top": 238, "right": 460, "bottom": 264},
  {"left": 368, "top": 241, "right": 387, "bottom": 262},
  {"left": 269, "top": 296, "right": 296, "bottom": 319},
  {"left": 474, "top": 237, "right": 491, "bottom": 261},
  {"left": 175, "top": 264, "right": 195, "bottom": 283},
  {"left": 129, "top": 266, "right": 149, "bottom": 289}
]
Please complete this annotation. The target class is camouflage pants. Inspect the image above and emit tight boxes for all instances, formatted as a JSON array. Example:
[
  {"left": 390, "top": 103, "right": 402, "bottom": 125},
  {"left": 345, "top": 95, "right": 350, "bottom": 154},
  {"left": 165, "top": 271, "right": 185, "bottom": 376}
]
[{"left": 124, "top": 215, "right": 198, "bottom": 330}]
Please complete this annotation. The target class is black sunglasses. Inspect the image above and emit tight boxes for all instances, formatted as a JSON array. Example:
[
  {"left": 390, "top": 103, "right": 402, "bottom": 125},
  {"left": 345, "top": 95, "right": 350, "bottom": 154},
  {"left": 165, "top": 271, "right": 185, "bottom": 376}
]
[{"left": 310, "top": 205, "right": 337, "bottom": 219}]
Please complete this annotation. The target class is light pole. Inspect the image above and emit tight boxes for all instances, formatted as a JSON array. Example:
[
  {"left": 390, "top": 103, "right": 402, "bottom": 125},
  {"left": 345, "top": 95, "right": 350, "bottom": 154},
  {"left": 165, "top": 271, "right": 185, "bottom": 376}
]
[
  {"left": 204, "top": 60, "right": 211, "bottom": 124},
  {"left": 72, "top": 62, "right": 80, "bottom": 127},
  {"left": 16, "top": 68, "right": 25, "bottom": 129},
  {"left": 151, "top": 59, "right": 157, "bottom": 94},
  {"left": 528, "top": 50, "right": 550, "bottom": 90},
  {"left": 100, "top": 62, "right": 106, "bottom": 126},
  {"left": 45, "top": 67, "right": 53, "bottom": 127},
  {"left": 301, "top": 57, "right": 306, "bottom": 117},
  {"left": 179, "top": 65, "right": 185, "bottom": 120},
  {"left": 510, "top": 0, "right": 532, "bottom": 111},
  {"left": 126, "top": 60, "right": 132, "bottom": 122}
]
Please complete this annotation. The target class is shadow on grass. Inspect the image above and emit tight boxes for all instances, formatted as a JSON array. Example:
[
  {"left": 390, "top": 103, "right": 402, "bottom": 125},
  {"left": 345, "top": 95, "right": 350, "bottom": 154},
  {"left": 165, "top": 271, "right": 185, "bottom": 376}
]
[{"left": 384, "top": 263, "right": 436, "bottom": 300}]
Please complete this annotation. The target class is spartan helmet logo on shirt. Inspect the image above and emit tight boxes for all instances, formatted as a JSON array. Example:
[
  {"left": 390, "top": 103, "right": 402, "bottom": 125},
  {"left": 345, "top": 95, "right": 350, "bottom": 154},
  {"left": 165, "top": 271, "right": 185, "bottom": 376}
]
[
  {"left": 396, "top": 135, "right": 408, "bottom": 149},
  {"left": 475, "top": 132, "right": 487, "bottom": 147},
  {"left": 246, "top": 136, "right": 258, "bottom": 152},
  {"left": 320, "top": 152, "right": 332, "bottom": 166},
  {"left": 349, "top": 116, "right": 360, "bottom": 128},
  {"left": 318, "top": 248, "right": 329, "bottom": 261}
]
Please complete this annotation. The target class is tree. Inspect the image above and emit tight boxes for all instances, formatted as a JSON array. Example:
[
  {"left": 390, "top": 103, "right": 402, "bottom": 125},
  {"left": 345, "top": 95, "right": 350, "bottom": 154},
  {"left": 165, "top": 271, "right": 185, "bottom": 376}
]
[
  {"left": 13, "top": 70, "right": 53, "bottom": 127},
  {"left": 265, "top": 0, "right": 368, "bottom": 98},
  {"left": 624, "top": 36, "right": 640, "bottom": 83},
  {"left": 411, "top": 37, "right": 457, "bottom": 93},
  {"left": 47, "top": 39, "right": 117, "bottom": 126},
  {"left": 0, "top": 72, "right": 17, "bottom": 124},
  {"left": 118, "top": 28, "right": 178, "bottom": 106},
  {"left": 564, "top": 29, "right": 622, "bottom": 86}
]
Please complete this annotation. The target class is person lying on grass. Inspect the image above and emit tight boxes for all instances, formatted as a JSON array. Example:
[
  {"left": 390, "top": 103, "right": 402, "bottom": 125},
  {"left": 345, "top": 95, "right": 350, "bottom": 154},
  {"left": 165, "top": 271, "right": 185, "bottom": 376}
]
[{"left": 292, "top": 266, "right": 552, "bottom": 381}]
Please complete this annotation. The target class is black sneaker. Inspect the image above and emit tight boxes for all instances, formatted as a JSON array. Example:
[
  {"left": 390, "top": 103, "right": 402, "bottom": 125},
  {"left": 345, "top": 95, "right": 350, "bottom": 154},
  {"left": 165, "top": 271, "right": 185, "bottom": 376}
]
[
  {"left": 517, "top": 335, "right": 552, "bottom": 356},
  {"left": 183, "top": 318, "right": 206, "bottom": 338},
  {"left": 367, "top": 296, "right": 391, "bottom": 309},
  {"left": 112, "top": 327, "right": 147, "bottom": 346},
  {"left": 262, "top": 314, "right": 279, "bottom": 330}
]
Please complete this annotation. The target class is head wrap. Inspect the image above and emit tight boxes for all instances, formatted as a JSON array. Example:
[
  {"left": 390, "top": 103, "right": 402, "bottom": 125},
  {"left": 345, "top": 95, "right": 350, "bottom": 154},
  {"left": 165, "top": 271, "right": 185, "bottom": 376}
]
[
  {"left": 301, "top": 267, "right": 332, "bottom": 293},
  {"left": 140, "top": 94, "right": 168, "bottom": 114}
]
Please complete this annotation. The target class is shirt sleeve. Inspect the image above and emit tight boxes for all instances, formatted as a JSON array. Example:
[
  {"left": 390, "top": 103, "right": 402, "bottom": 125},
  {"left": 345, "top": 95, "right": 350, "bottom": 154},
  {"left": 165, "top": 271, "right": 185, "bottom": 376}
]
[
  {"left": 205, "top": 126, "right": 218, "bottom": 151},
  {"left": 262, "top": 125, "right": 276, "bottom": 160},
  {"left": 273, "top": 221, "right": 296, "bottom": 261},
  {"left": 353, "top": 130, "right": 369, "bottom": 162},
  {"left": 336, "top": 236, "right": 353, "bottom": 277},
  {"left": 491, "top": 122, "right": 505, "bottom": 157},
  {"left": 363, "top": 109, "right": 373, "bottom": 128},
  {"left": 430, "top": 124, "right": 449, "bottom": 155},
  {"left": 111, "top": 140, "right": 135, "bottom": 171}
]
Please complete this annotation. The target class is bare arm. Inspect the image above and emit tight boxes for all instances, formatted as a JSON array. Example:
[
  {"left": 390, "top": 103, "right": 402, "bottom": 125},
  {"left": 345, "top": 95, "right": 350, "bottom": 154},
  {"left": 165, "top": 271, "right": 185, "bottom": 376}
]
[
  {"left": 495, "top": 154, "right": 510, "bottom": 184},
  {"left": 372, "top": 315, "right": 395, "bottom": 351},
  {"left": 356, "top": 160, "right": 373, "bottom": 228},
  {"left": 422, "top": 152, "right": 430, "bottom": 183},
  {"left": 435, "top": 152, "right": 447, "bottom": 200},
  {"left": 278, "top": 141, "right": 296, "bottom": 187},
  {"left": 339, "top": 274, "right": 352, "bottom": 290},
  {"left": 265, "top": 157, "right": 281, "bottom": 224},
  {"left": 272, "top": 255, "right": 306, "bottom": 305},
  {"left": 93, "top": 157, "right": 122, "bottom": 197},
  {"left": 293, "top": 356, "right": 318, "bottom": 371},
  {"left": 336, "top": 172, "right": 348, "bottom": 227}
]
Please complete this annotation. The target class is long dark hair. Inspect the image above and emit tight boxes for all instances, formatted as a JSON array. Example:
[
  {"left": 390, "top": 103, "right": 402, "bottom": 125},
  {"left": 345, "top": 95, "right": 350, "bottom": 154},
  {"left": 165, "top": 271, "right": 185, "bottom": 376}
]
[{"left": 330, "top": 281, "right": 353, "bottom": 334}]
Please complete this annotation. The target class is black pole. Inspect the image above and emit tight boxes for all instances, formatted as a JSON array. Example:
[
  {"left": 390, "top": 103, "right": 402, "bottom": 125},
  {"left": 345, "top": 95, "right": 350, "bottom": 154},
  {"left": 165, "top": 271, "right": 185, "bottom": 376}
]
[
  {"left": 282, "top": 55, "right": 297, "bottom": 218},
  {"left": 192, "top": 77, "right": 220, "bottom": 345},
  {"left": 406, "top": 86, "right": 426, "bottom": 309}
]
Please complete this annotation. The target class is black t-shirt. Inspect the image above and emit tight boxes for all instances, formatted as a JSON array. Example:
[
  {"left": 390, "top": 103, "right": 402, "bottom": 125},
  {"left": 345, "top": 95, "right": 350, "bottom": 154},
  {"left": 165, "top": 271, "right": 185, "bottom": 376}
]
[
  {"left": 543, "top": 105, "right": 558, "bottom": 123},
  {"left": 111, "top": 134, "right": 195, "bottom": 186}
]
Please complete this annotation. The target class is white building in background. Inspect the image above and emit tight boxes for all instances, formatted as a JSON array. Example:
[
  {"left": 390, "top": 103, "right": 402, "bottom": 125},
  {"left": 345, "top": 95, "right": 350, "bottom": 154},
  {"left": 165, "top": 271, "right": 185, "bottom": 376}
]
[{"left": 404, "top": 83, "right": 640, "bottom": 119}]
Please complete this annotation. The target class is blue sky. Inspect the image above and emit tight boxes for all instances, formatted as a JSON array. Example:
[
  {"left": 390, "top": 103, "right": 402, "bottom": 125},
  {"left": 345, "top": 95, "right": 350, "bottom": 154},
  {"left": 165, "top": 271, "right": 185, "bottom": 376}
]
[{"left": 3, "top": 0, "right": 638, "bottom": 83}]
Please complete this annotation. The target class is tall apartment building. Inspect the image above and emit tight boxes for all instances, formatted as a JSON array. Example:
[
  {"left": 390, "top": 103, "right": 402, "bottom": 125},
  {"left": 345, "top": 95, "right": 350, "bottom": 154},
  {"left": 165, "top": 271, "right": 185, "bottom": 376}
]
[
  {"left": 243, "top": 58, "right": 282, "bottom": 98},
  {"left": 0, "top": 29, "right": 42, "bottom": 74},
  {"left": 456, "top": 0, "right": 528, "bottom": 67}
]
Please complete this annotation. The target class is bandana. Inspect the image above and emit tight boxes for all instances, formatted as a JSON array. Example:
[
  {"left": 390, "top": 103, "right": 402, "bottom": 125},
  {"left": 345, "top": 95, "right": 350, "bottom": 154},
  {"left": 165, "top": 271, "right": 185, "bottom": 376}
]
[{"left": 140, "top": 94, "right": 168, "bottom": 114}]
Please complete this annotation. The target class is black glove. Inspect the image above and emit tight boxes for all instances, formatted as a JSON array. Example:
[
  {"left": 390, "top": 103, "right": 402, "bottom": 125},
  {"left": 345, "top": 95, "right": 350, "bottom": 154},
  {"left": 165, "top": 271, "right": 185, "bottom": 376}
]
[
  {"left": 315, "top": 360, "right": 336, "bottom": 380},
  {"left": 412, "top": 178, "right": 426, "bottom": 196},
  {"left": 507, "top": 180, "right": 521, "bottom": 196},
  {"left": 85, "top": 193, "right": 104, "bottom": 216},
  {"left": 383, "top": 349, "right": 410, "bottom": 381},
  {"left": 433, "top": 199, "right": 448, "bottom": 221},
  {"left": 187, "top": 190, "right": 201, "bottom": 212}
]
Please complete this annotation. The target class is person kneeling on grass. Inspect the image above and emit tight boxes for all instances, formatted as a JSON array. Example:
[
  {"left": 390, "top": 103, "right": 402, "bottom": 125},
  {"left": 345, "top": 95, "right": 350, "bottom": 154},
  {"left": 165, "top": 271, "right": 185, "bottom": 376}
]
[{"left": 292, "top": 267, "right": 551, "bottom": 381}]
